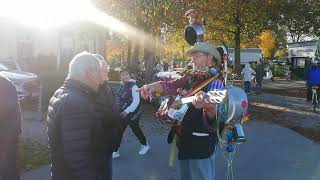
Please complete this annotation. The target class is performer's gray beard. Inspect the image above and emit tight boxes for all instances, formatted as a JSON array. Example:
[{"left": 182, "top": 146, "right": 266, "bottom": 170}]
[{"left": 193, "top": 66, "right": 206, "bottom": 71}]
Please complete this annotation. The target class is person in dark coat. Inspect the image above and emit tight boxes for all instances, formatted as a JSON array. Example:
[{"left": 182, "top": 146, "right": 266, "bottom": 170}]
[
  {"left": 0, "top": 75, "right": 21, "bottom": 180},
  {"left": 94, "top": 54, "right": 123, "bottom": 180},
  {"left": 47, "top": 52, "right": 108, "bottom": 180},
  {"left": 255, "top": 58, "right": 266, "bottom": 94}
]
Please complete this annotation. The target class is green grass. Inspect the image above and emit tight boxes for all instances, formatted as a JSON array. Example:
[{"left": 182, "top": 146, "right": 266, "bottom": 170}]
[{"left": 17, "top": 138, "right": 49, "bottom": 171}]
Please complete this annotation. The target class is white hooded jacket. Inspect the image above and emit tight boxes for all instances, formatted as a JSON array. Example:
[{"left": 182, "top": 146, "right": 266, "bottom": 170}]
[{"left": 241, "top": 64, "right": 256, "bottom": 82}]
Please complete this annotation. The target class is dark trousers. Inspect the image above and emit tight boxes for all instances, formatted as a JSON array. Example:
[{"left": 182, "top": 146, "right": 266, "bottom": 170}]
[
  {"left": 105, "top": 157, "right": 112, "bottom": 180},
  {"left": 244, "top": 81, "right": 251, "bottom": 93},
  {"left": 0, "top": 138, "right": 19, "bottom": 180},
  {"left": 256, "top": 81, "right": 262, "bottom": 94},
  {"left": 115, "top": 119, "right": 147, "bottom": 151}
]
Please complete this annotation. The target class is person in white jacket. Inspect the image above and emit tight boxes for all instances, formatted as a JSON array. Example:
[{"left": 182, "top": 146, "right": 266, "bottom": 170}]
[{"left": 241, "top": 63, "right": 256, "bottom": 94}]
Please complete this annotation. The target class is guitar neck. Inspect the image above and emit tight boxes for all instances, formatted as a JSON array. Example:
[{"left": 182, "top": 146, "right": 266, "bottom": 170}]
[{"left": 172, "top": 90, "right": 227, "bottom": 107}]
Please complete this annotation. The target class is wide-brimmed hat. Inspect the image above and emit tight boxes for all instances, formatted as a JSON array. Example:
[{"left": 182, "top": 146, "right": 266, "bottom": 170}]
[{"left": 187, "top": 42, "right": 221, "bottom": 65}]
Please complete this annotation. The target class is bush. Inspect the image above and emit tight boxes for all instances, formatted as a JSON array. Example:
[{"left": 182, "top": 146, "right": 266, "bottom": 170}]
[
  {"left": 17, "top": 139, "right": 49, "bottom": 171},
  {"left": 270, "top": 65, "right": 287, "bottom": 77}
]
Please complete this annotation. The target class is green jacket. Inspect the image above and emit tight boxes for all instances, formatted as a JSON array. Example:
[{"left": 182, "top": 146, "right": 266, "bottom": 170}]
[{"left": 255, "top": 64, "right": 266, "bottom": 82}]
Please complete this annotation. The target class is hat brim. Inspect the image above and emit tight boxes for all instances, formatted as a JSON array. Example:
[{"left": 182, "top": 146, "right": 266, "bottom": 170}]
[{"left": 187, "top": 46, "right": 221, "bottom": 65}]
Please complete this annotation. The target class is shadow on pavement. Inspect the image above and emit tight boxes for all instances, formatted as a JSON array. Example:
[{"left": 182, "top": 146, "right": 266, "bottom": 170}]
[{"left": 249, "top": 104, "right": 320, "bottom": 143}]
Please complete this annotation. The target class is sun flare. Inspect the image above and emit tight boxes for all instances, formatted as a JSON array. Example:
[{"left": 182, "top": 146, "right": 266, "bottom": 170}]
[
  {"left": 0, "top": 0, "right": 157, "bottom": 49},
  {"left": 0, "top": 0, "right": 94, "bottom": 29}
]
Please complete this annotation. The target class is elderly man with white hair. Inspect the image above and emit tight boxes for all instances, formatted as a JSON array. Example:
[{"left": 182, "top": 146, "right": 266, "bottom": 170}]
[
  {"left": 94, "top": 54, "right": 123, "bottom": 180},
  {"left": 47, "top": 52, "right": 109, "bottom": 180}
]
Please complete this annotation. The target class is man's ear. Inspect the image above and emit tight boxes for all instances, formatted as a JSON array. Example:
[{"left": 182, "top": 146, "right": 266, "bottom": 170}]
[{"left": 207, "top": 54, "right": 214, "bottom": 66}]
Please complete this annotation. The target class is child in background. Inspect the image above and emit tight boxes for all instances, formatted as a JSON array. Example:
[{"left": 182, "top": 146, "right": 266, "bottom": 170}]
[
  {"left": 241, "top": 63, "right": 256, "bottom": 94},
  {"left": 112, "top": 68, "right": 150, "bottom": 158}
]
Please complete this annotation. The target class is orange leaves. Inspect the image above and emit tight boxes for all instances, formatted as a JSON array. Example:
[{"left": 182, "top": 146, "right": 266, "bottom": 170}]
[{"left": 259, "top": 30, "right": 276, "bottom": 58}]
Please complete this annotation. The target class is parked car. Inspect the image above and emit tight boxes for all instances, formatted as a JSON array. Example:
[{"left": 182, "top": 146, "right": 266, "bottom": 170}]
[{"left": 0, "top": 63, "right": 41, "bottom": 101}]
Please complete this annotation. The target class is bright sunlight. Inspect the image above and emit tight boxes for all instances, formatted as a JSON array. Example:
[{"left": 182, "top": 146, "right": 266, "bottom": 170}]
[
  {"left": 0, "top": 0, "right": 156, "bottom": 48},
  {"left": 0, "top": 0, "right": 93, "bottom": 29}
]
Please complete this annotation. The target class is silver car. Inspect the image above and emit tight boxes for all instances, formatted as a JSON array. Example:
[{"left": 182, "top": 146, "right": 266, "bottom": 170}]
[{"left": 0, "top": 63, "right": 41, "bottom": 101}]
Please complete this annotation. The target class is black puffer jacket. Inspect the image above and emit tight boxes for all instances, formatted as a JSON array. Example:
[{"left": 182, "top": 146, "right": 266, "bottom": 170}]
[
  {"left": 95, "top": 82, "right": 123, "bottom": 156},
  {"left": 47, "top": 79, "right": 106, "bottom": 180}
]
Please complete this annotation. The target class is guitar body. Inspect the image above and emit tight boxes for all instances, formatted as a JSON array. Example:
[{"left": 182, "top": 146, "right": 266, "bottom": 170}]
[
  {"left": 156, "top": 95, "right": 190, "bottom": 123},
  {"left": 156, "top": 67, "right": 226, "bottom": 125}
]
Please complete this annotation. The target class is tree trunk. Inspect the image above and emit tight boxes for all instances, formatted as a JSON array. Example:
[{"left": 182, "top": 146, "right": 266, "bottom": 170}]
[
  {"left": 144, "top": 42, "right": 156, "bottom": 83},
  {"left": 132, "top": 43, "right": 140, "bottom": 73},
  {"left": 234, "top": 0, "right": 241, "bottom": 74},
  {"left": 235, "top": 28, "right": 241, "bottom": 74},
  {"left": 127, "top": 40, "right": 132, "bottom": 70}
]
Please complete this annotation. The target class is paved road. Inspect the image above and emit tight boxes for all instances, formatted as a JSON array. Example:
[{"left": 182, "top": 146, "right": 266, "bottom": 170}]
[
  {"left": 21, "top": 120, "right": 320, "bottom": 180},
  {"left": 20, "top": 80, "right": 320, "bottom": 180}
]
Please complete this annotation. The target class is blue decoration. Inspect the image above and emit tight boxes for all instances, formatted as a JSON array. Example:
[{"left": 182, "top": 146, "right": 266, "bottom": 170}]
[
  {"left": 209, "top": 67, "right": 218, "bottom": 76},
  {"left": 226, "top": 144, "right": 233, "bottom": 152}
]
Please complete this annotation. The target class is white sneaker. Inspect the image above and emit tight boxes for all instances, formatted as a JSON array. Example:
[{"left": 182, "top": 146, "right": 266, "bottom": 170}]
[
  {"left": 139, "top": 143, "right": 150, "bottom": 155},
  {"left": 112, "top": 151, "right": 120, "bottom": 158}
]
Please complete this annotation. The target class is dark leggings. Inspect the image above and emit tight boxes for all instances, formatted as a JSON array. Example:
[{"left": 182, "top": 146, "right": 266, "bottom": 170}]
[{"left": 115, "top": 119, "right": 147, "bottom": 151}]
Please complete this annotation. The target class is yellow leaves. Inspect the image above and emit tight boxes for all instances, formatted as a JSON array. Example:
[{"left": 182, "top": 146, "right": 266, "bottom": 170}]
[
  {"left": 241, "top": 36, "right": 260, "bottom": 48},
  {"left": 162, "top": 30, "right": 190, "bottom": 60},
  {"left": 259, "top": 30, "right": 276, "bottom": 58},
  {"left": 275, "top": 49, "right": 287, "bottom": 57}
]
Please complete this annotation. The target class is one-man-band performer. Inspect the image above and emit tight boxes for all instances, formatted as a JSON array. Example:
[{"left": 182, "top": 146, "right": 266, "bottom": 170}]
[{"left": 140, "top": 42, "right": 224, "bottom": 180}]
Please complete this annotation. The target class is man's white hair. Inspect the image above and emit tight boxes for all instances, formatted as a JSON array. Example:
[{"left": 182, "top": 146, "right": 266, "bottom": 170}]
[
  {"left": 93, "top": 54, "right": 107, "bottom": 67},
  {"left": 93, "top": 54, "right": 105, "bottom": 62},
  {"left": 68, "top": 51, "right": 100, "bottom": 79}
]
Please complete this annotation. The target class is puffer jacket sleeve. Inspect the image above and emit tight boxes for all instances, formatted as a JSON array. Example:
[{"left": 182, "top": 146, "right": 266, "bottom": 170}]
[{"left": 59, "top": 96, "right": 97, "bottom": 180}]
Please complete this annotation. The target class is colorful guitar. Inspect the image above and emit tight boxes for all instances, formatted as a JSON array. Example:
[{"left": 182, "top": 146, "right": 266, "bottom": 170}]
[{"left": 156, "top": 89, "right": 227, "bottom": 123}]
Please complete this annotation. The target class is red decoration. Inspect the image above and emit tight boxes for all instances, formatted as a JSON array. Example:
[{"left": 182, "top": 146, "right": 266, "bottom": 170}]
[{"left": 242, "top": 101, "right": 248, "bottom": 108}]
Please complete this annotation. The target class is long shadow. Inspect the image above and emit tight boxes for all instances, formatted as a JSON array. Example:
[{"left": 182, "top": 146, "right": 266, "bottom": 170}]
[
  {"left": 251, "top": 95, "right": 313, "bottom": 112},
  {"left": 255, "top": 87, "right": 307, "bottom": 98},
  {"left": 249, "top": 104, "right": 320, "bottom": 143}
]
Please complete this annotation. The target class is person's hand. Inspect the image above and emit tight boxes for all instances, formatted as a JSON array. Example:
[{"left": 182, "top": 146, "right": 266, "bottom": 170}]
[
  {"left": 139, "top": 83, "right": 158, "bottom": 100},
  {"left": 192, "top": 91, "right": 210, "bottom": 109},
  {"left": 120, "top": 111, "right": 128, "bottom": 119}
]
